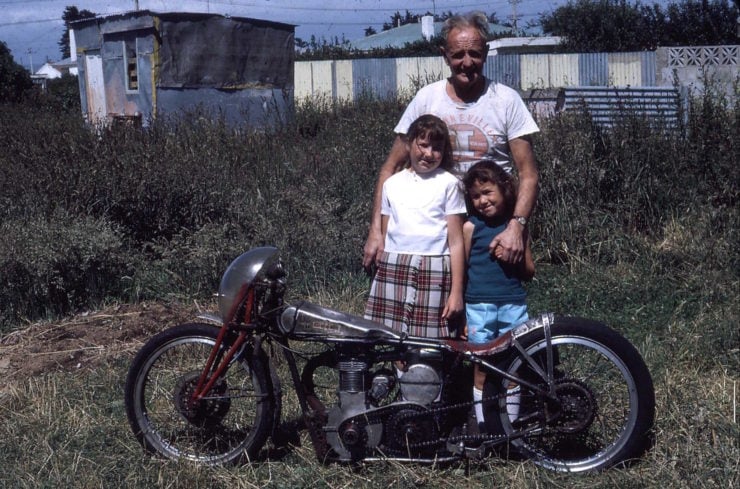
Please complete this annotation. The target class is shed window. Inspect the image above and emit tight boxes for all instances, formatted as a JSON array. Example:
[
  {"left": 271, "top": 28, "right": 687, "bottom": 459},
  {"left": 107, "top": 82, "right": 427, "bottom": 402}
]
[{"left": 123, "top": 40, "right": 139, "bottom": 92}]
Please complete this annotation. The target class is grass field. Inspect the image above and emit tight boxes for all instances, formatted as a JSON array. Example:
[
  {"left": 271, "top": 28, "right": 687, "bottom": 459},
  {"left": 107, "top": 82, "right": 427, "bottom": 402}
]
[{"left": 0, "top": 85, "right": 737, "bottom": 487}]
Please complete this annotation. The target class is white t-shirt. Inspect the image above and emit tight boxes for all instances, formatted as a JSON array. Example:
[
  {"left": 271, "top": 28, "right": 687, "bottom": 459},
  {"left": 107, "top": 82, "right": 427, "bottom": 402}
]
[
  {"left": 394, "top": 79, "right": 540, "bottom": 176},
  {"left": 381, "top": 168, "right": 466, "bottom": 255}
]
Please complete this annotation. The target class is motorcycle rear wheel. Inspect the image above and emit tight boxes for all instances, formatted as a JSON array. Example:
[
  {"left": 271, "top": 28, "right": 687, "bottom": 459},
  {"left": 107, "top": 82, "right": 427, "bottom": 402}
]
[
  {"left": 484, "top": 317, "right": 655, "bottom": 472},
  {"left": 124, "top": 322, "right": 273, "bottom": 465}
]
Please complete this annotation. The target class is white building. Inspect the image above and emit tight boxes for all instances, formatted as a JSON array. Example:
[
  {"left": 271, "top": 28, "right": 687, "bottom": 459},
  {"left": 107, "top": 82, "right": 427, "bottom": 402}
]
[{"left": 34, "top": 58, "right": 78, "bottom": 79}]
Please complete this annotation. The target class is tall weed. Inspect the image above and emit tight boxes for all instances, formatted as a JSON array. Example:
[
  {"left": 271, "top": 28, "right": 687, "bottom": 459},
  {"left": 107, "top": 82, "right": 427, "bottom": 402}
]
[
  {"left": 0, "top": 82, "right": 737, "bottom": 489},
  {"left": 0, "top": 211, "right": 131, "bottom": 325},
  {"left": 0, "top": 85, "right": 737, "bottom": 334}
]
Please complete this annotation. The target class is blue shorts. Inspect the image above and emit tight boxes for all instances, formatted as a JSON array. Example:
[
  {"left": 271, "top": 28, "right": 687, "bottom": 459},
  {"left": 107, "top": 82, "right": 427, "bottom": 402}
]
[{"left": 466, "top": 301, "right": 529, "bottom": 344}]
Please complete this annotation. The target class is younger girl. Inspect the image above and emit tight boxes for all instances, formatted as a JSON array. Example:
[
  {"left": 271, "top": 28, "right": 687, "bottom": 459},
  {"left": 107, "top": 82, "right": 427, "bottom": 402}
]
[
  {"left": 364, "top": 114, "right": 466, "bottom": 338},
  {"left": 462, "top": 160, "right": 535, "bottom": 425}
]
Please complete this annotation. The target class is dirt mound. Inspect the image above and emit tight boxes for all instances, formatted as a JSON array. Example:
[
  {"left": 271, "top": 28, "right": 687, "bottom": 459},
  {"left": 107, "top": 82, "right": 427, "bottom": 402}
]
[{"left": 0, "top": 302, "right": 205, "bottom": 384}]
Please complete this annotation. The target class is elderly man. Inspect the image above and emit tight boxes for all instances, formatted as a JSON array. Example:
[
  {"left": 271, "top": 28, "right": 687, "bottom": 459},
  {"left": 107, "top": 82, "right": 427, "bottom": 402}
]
[{"left": 363, "top": 11, "right": 539, "bottom": 271}]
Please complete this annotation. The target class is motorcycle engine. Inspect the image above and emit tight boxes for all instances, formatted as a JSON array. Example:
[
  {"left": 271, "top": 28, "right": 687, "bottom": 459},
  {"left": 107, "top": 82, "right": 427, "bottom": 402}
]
[
  {"left": 323, "top": 352, "right": 445, "bottom": 461},
  {"left": 325, "top": 357, "right": 383, "bottom": 460},
  {"left": 398, "top": 363, "right": 442, "bottom": 405},
  {"left": 399, "top": 348, "right": 444, "bottom": 405}
]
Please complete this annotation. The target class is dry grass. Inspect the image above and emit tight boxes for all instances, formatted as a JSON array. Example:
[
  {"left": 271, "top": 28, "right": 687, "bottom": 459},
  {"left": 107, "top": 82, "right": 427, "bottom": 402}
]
[
  {"left": 1, "top": 78, "right": 737, "bottom": 488},
  {"left": 0, "top": 274, "right": 737, "bottom": 488}
]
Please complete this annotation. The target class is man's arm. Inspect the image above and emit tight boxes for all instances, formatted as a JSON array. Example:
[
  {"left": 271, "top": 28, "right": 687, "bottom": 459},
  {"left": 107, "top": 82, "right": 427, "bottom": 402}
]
[
  {"left": 490, "top": 135, "right": 539, "bottom": 264},
  {"left": 362, "top": 135, "right": 409, "bottom": 271}
]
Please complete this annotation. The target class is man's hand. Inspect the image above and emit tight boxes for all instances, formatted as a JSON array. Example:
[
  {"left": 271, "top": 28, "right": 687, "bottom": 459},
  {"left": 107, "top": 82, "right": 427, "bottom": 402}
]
[
  {"left": 494, "top": 135, "right": 537, "bottom": 264},
  {"left": 489, "top": 220, "right": 525, "bottom": 264}
]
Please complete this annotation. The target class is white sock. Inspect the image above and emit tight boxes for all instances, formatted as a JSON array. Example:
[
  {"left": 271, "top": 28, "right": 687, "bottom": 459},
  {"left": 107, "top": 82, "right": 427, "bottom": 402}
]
[
  {"left": 473, "top": 387, "right": 484, "bottom": 424},
  {"left": 507, "top": 385, "right": 521, "bottom": 422}
]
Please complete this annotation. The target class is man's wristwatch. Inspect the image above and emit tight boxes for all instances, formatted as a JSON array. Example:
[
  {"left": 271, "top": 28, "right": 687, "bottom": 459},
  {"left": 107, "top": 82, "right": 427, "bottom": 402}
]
[{"left": 512, "top": 216, "right": 528, "bottom": 227}]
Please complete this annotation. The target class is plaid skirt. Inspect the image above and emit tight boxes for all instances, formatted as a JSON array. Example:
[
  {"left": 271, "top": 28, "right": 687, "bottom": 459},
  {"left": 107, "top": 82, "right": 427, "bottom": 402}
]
[{"left": 364, "top": 251, "right": 451, "bottom": 338}]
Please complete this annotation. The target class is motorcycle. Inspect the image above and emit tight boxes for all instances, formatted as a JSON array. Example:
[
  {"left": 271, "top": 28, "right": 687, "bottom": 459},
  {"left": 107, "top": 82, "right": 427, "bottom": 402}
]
[{"left": 124, "top": 246, "right": 655, "bottom": 472}]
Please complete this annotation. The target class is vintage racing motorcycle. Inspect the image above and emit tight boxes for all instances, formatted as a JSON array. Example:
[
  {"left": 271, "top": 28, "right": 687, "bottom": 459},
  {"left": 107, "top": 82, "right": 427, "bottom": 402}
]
[{"left": 124, "top": 246, "right": 655, "bottom": 472}]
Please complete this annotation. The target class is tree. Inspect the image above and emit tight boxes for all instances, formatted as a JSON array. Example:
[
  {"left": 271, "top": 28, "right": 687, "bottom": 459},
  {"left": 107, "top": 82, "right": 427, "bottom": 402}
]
[
  {"left": 295, "top": 37, "right": 309, "bottom": 50},
  {"left": 382, "top": 10, "right": 417, "bottom": 31},
  {"left": 539, "top": 0, "right": 655, "bottom": 52},
  {"left": 539, "top": 0, "right": 739, "bottom": 52},
  {"left": 657, "top": 0, "right": 738, "bottom": 46},
  {"left": 59, "top": 6, "right": 96, "bottom": 59},
  {"left": 486, "top": 12, "right": 501, "bottom": 24},
  {"left": 0, "top": 41, "right": 33, "bottom": 102}
]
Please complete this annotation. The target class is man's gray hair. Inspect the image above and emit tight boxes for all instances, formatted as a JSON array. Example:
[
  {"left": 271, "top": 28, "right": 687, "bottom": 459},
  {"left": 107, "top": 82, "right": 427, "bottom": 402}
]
[{"left": 441, "top": 12, "right": 490, "bottom": 43}]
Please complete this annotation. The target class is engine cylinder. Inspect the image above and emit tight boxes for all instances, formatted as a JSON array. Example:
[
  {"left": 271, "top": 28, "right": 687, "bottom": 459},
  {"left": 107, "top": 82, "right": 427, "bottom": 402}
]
[{"left": 338, "top": 359, "right": 367, "bottom": 393}]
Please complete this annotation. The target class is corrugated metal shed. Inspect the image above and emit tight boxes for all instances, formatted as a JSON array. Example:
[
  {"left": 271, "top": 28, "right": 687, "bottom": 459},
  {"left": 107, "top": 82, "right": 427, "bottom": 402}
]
[
  {"left": 562, "top": 86, "right": 682, "bottom": 127},
  {"left": 608, "top": 52, "right": 644, "bottom": 87},
  {"left": 72, "top": 10, "right": 294, "bottom": 127}
]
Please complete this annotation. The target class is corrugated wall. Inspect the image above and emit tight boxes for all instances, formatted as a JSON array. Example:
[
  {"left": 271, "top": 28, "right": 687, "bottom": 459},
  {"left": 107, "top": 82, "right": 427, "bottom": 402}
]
[
  {"left": 334, "top": 60, "right": 354, "bottom": 101},
  {"left": 641, "top": 52, "right": 656, "bottom": 86},
  {"left": 352, "top": 58, "right": 398, "bottom": 100},
  {"left": 485, "top": 54, "right": 521, "bottom": 88},
  {"left": 562, "top": 86, "right": 681, "bottom": 127},
  {"left": 395, "top": 57, "right": 446, "bottom": 97},
  {"left": 520, "top": 53, "right": 580, "bottom": 89},
  {"left": 548, "top": 54, "right": 580, "bottom": 88},
  {"left": 608, "top": 52, "right": 643, "bottom": 86},
  {"left": 579, "top": 53, "right": 609, "bottom": 86},
  {"left": 295, "top": 60, "right": 334, "bottom": 100},
  {"left": 294, "top": 51, "right": 667, "bottom": 101}
]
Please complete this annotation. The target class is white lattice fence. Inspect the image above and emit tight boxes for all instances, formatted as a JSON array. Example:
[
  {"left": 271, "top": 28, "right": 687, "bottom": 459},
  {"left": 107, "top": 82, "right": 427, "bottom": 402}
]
[{"left": 667, "top": 46, "right": 739, "bottom": 67}]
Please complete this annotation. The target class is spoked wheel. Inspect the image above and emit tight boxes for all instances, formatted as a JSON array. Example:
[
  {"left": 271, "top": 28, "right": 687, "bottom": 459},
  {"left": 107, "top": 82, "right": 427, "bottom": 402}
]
[
  {"left": 124, "top": 323, "right": 273, "bottom": 465},
  {"left": 484, "top": 317, "right": 655, "bottom": 472}
]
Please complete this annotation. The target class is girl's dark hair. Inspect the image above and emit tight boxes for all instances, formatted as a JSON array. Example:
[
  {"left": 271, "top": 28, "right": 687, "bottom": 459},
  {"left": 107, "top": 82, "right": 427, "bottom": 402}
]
[
  {"left": 462, "top": 160, "right": 518, "bottom": 217},
  {"left": 407, "top": 114, "right": 455, "bottom": 171}
]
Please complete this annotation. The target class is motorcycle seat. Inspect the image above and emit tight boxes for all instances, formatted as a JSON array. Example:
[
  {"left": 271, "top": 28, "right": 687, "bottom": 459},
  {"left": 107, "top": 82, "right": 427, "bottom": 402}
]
[{"left": 443, "top": 331, "right": 512, "bottom": 356}]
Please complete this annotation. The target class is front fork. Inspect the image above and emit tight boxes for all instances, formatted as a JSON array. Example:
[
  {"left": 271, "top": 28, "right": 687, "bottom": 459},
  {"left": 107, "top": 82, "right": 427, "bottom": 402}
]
[
  {"left": 189, "top": 288, "right": 286, "bottom": 444},
  {"left": 189, "top": 288, "right": 256, "bottom": 404}
]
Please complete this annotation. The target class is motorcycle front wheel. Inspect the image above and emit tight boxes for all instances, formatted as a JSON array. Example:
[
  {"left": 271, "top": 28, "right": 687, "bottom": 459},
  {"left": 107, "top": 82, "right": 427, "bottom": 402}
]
[
  {"left": 124, "top": 322, "right": 273, "bottom": 465},
  {"left": 484, "top": 317, "right": 655, "bottom": 472}
]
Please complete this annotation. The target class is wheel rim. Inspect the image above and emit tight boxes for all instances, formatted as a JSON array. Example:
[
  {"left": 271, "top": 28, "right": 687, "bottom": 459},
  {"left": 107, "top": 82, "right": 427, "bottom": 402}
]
[
  {"left": 502, "top": 335, "right": 640, "bottom": 472},
  {"left": 131, "top": 335, "right": 266, "bottom": 464}
]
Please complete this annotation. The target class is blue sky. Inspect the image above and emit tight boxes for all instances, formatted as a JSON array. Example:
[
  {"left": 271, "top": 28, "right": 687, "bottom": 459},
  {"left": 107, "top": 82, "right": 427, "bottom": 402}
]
[{"left": 0, "top": 0, "right": 566, "bottom": 72}]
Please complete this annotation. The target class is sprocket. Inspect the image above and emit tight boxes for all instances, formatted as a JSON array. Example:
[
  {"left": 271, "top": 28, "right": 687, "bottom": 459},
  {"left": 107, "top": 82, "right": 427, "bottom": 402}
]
[
  {"left": 173, "top": 371, "right": 231, "bottom": 428},
  {"left": 551, "top": 378, "right": 597, "bottom": 434},
  {"left": 384, "top": 406, "right": 439, "bottom": 453}
]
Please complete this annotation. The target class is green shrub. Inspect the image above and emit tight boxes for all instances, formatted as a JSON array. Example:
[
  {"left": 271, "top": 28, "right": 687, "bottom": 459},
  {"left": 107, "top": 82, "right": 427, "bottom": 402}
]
[
  {"left": 0, "top": 212, "right": 131, "bottom": 329},
  {"left": 532, "top": 90, "right": 737, "bottom": 267},
  {"left": 0, "top": 85, "right": 736, "bottom": 334}
]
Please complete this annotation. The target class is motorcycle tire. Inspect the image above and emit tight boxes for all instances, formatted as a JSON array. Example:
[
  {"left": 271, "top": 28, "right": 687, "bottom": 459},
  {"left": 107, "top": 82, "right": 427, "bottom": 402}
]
[
  {"left": 483, "top": 316, "right": 655, "bottom": 472},
  {"left": 124, "top": 322, "right": 274, "bottom": 465}
]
